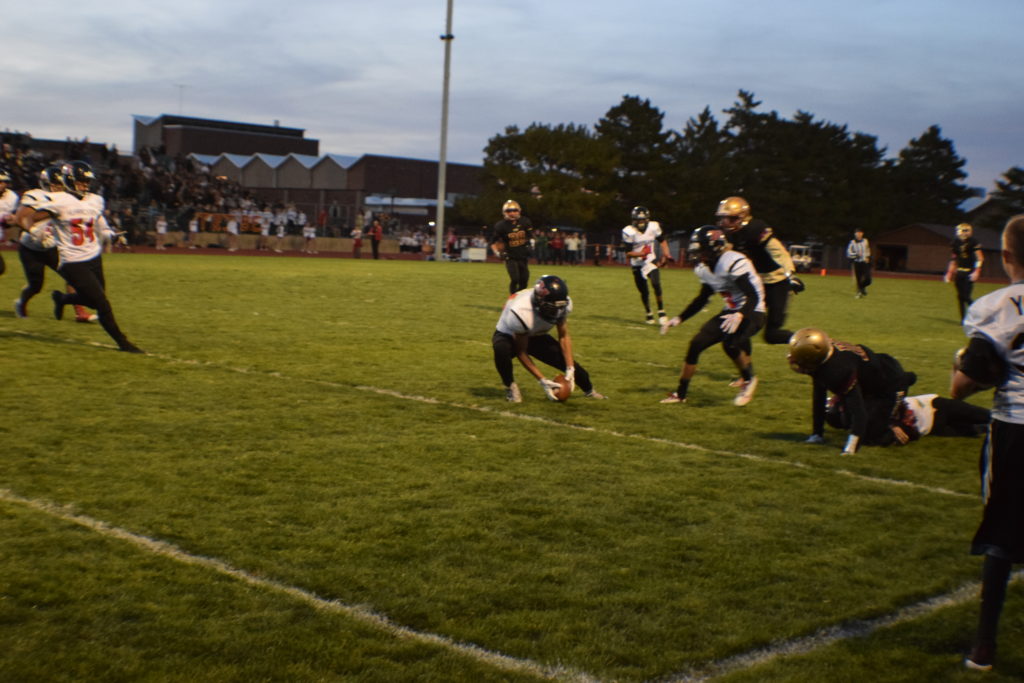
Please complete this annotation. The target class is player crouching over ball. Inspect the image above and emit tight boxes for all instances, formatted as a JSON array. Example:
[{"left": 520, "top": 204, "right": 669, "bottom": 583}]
[{"left": 492, "top": 275, "right": 606, "bottom": 403}]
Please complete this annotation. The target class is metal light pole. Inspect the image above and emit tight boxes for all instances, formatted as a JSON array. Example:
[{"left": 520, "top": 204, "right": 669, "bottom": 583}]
[{"left": 435, "top": 0, "right": 454, "bottom": 259}]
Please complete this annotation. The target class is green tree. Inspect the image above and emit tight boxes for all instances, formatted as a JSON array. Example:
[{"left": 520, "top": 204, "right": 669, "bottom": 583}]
[
  {"left": 889, "top": 125, "right": 973, "bottom": 226},
  {"left": 977, "top": 166, "right": 1024, "bottom": 230},
  {"left": 451, "top": 123, "right": 617, "bottom": 233}
]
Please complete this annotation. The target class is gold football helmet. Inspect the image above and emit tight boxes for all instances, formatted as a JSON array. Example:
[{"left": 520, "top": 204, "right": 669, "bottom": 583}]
[
  {"left": 502, "top": 199, "right": 522, "bottom": 214},
  {"left": 955, "top": 222, "right": 973, "bottom": 238},
  {"left": 715, "top": 196, "right": 752, "bottom": 228},
  {"left": 787, "top": 327, "right": 833, "bottom": 374}
]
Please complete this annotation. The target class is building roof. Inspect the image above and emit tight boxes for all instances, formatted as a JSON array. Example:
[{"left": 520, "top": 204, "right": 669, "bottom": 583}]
[{"left": 133, "top": 114, "right": 306, "bottom": 138}]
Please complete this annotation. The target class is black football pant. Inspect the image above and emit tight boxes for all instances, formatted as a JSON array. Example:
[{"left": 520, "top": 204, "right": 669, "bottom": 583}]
[
  {"left": 505, "top": 258, "right": 530, "bottom": 294},
  {"left": 58, "top": 257, "right": 132, "bottom": 348},
  {"left": 762, "top": 280, "right": 793, "bottom": 344},
  {"left": 685, "top": 311, "right": 765, "bottom": 365},
  {"left": 631, "top": 266, "right": 663, "bottom": 313},
  {"left": 955, "top": 271, "right": 974, "bottom": 320},
  {"left": 18, "top": 244, "right": 60, "bottom": 307},
  {"left": 931, "top": 397, "right": 990, "bottom": 437},
  {"left": 492, "top": 331, "right": 593, "bottom": 393},
  {"left": 853, "top": 262, "right": 871, "bottom": 294}
]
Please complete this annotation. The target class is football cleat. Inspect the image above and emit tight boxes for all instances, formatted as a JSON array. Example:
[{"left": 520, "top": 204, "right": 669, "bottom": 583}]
[
  {"left": 505, "top": 382, "right": 522, "bottom": 403},
  {"left": 118, "top": 342, "right": 145, "bottom": 354},
  {"left": 584, "top": 390, "right": 607, "bottom": 400},
  {"left": 964, "top": 643, "right": 994, "bottom": 671},
  {"left": 14, "top": 299, "right": 27, "bottom": 318},
  {"left": 734, "top": 376, "right": 758, "bottom": 406},
  {"left": 660, "top": 392, "right": 686, "bottom": 404},
  {"left": 728, "top": 377, "right": 745, "bottom": 388},
  {"left": 645, "top": 313, "right": 655, "bottom": 324}
]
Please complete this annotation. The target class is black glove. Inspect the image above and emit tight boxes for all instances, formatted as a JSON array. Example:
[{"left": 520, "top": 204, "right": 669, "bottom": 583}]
[{"left": 789, "top": 276, "right": 805, "bottom": 294}]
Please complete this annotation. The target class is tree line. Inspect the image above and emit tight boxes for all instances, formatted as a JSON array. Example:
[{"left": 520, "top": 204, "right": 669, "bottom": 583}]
[{"left": 452, "top": 91, "right": 1024, "bottom": 244}]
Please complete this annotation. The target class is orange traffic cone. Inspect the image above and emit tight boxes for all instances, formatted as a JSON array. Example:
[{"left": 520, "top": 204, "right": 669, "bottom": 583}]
[{"left": 820, "top": 268, "right": 827, "bottom": 277}]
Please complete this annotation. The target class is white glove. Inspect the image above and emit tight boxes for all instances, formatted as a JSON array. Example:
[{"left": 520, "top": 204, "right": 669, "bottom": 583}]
[
  {"left": 564, "top": 366, "right": 576, "bottom": 392},
  {"left": 841, "top": 434, "right": 860, "bottom": 455},
  {"left": 538, "top": 378, "right": 561, "bottom": 401},
  {"left": 805, "top": 434, "right": 825, "bottom": 445},
  {"left": 660, "top": 316, "right": 681, "bottom": 336},
  {"left": 720, "top": 312, "right": 743, "bottom": 335}
]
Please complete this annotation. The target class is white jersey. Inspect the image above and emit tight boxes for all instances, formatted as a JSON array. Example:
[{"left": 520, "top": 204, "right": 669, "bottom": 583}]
[
  {"left": 36, "top": 191, "right": 110, "bottom": 265},
  {"left": 621, "top": 221, "right": 663, "bottom": 267},
  {"left": 694, "top": 249, "right": 766, "bottom": 314},
  {"left": 963, "top": 282, "right": 1024, "bottom": 424},
  {"left": 903, "top": 394, "right": 939, "bottom": 436},
  {"left": 17, "top": 188, "right": 56, "bottom": 251},
  {"left": 496, "top": 287, "right": 573, "bottom": 337},
  {"left": 0, "top": 187, "right": 19, "bottom": 240}
]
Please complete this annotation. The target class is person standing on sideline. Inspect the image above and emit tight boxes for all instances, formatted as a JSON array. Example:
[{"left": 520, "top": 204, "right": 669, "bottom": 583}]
[
  {"left": 490, "top": 199, "right": 533, "bottom": 295},
  {"left": 659, "top": 226, "right": 764, "bottom": 407},
  {"left": 492, "top": 274, "right": 606, "bottom": 402},
  {"left": 951, "top": 214, "right": 1024, "bottom": 672},
  {"left": 846, "top": 229, "right": 872, "bottom": 298},
  {"left": 945, "top": 222, "right": 984, "bottom": 321},
  {"left": 717, "top": 196, "right": 802, "bottom": 344},
  {"left": 621, "top": 205, "right": 671, "bottom": 325},
  {"left": 369, "top": 217, "right": 384, "bottom": 259},
  {"left": 350, "top": 224, "right": 363, "bottom": 259}
]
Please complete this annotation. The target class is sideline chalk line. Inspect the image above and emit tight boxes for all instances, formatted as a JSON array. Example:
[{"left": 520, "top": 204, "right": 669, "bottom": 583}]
[{"left": 0, "top": 487, "right": 594, "bottom": 683}]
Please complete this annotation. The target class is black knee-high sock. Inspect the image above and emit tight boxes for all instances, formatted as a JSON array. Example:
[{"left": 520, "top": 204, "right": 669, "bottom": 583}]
[{"left": 975, "top": 554, "right": 1012, "bottom": 647}]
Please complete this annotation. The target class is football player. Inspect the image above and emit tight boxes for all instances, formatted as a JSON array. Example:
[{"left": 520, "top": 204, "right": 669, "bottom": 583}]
[
  {"left": 829, "top": 393, "right": 989, "bottom": 446},
  {"left": 716, "top": 196, "right": 802, "bottom": 344},
  {"left": 0, "top": 166, "right": 21, "bottom": 277},
  {"left": 490, "top": 199, "right": 534, "bottom": 296},
  {"left": 951, "top": 214, "right": 1024, "bottom": 672},
  {"left": 944, "top": 222, "right": 984, "bottom": 321},
  {"left": 621, "top": 205, "right": 671, "bottom": 324},
  {"left": 491, "top": 274, "right": 606, "bottom": 402},
  {"left": 787, "top": 327, "right": 917, "bottom": 455},
  {"left": 21, "top": 161, "right": 142, "bottom": 353},
  {"left": 12, "top": 166, "right": 62, "bottom": 318},
  {"left": 659, "top": 225, "right": 765, "bottom": 406}
]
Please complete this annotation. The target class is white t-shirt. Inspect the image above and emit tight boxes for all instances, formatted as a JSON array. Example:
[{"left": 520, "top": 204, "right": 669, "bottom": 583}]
[
  {"left": 621, "top": 221, "right": 663, "bottom": 267},
  {"left": 496, "top": 287, "right": 573, "bottom": 336},
  {"left": 694, "top": 249, "right": 766, "bottom": 314},
  {"left": 36, "top": 191, "right": 110, "bottom": 265},
  {"left": 963, "top": 282, "right": 1024, "bottom": 424}
]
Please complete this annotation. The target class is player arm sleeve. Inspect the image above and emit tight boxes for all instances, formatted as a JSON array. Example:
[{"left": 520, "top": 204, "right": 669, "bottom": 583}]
[
  {"left": 843, "top": 385, "right": 868, "bottom": 438},
  {"left": 734, "top": 273, "right": 759, "bottom": 317},
  {"left": 766, "top": 237, "right": 796, "bottom": 273},
  {"left": 676, "top": 284, "right": 713, "bottom": 322},
  {"left": 959, "top": 336, "right": 1007, "bottom": 388}
]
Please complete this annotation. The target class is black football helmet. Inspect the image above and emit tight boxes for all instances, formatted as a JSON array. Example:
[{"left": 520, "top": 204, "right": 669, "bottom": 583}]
[
  {"left": 61, "top": 160, "right": 96, "bottom": 197},
  {"left": 631, "top": 205, "right": 650, "bottom": 227},
  {"left": 532, "top": 275, "right": 570, "bottom": 323},
  {"left": 687, "top": 225, "right": 728, "bottom": 265},
  {"left": 39, "top": 165, "right": 64, "bottom": 191}
]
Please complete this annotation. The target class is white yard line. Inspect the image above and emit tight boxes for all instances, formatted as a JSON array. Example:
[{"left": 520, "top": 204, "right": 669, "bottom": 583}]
[
  {"left": 0, "top": 487, "right": 595, "bottom": 683},
  {"left": 6, "top": 330, "right": 990, "bottom": 680}
]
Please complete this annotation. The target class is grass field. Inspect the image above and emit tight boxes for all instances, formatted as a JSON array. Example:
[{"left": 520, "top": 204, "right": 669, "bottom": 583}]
[{"left": 1, "top": 251, "right": 1021, "bottom": 682}]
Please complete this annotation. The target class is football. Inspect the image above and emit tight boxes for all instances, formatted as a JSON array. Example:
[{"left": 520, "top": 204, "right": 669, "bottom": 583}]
[{"left": 552, "top": 374, "right": 572, "bottom": 401}]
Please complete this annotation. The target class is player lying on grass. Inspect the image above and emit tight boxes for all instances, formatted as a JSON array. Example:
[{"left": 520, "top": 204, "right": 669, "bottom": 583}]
[
  {"left": 825, "top": 392, "right": 989, "bottom": 446},
  {"left": 491, "top": 274, "right": 606, "bottom": 403},
  {"left": 787, "top": 327, "right": 917, "bottom": 455}
]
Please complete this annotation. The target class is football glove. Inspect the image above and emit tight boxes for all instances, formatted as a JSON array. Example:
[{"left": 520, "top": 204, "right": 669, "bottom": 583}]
[
  {"left": 720, "top": 312, "right": 743, "bottom": 335},
  {"left": 538, "top": 378, "right": 561, "bottom": 401},
  {"left": 564, "top": 366, "right": 576, "bottom": 392},
  {"left": 805, "top": 434, "right": 825, "bottom": 445},
  {"left": 789, "top": 276, "right": 805, "bottom": 294},
  {"left": 660, "top": 316, "right": 681, "bottom": 336}
]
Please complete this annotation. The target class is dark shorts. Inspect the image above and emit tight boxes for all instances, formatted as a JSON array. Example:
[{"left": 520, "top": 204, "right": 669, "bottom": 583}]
[{"left": 971, "top": 419, "right": 1024, "bottom": 562}]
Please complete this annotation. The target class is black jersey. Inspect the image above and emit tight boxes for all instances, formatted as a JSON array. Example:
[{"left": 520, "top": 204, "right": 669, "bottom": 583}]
[
  {"left": 491, "top": 217, "right": 534, "bottom": 260},
  {"left": 810, "top": 342, "right": 911, "bottom": 439},
  {"left": 951, "top": 236, "right": 982, "bottom": 270}
]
